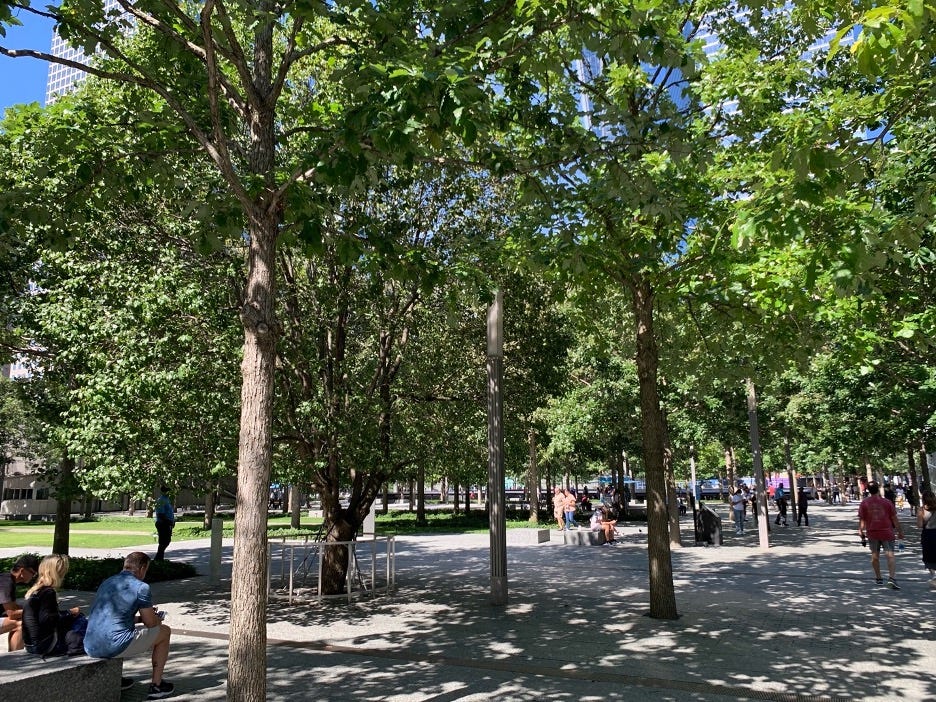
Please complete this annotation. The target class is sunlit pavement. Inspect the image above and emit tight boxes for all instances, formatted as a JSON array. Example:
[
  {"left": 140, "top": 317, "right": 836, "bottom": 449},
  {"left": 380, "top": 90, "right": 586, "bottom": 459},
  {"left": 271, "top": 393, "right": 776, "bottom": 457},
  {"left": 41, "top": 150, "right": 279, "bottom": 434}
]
[{"left": 3, "top": 502, "right": 932, "bottom": 701}]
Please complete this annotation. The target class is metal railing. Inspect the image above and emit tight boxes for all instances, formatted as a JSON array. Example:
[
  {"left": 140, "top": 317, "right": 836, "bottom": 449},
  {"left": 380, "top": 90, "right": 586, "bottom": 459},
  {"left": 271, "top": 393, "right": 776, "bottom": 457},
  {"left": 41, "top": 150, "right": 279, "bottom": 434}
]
[{"left": 268, "top": 534, "right": 396, "bottom": 604}]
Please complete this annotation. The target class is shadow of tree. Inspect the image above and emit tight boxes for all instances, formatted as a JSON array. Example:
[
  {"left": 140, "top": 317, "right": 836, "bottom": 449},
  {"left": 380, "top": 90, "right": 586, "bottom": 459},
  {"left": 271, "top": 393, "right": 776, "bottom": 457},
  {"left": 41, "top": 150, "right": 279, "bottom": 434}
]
[{"left": 69, "top": 504, "right": 936, "bottom": 701}]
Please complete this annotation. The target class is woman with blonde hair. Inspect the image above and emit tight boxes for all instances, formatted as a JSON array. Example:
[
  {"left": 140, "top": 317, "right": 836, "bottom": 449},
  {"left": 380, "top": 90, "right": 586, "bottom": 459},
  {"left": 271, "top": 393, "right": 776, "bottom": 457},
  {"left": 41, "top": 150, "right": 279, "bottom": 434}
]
[{"left": 22, "top": 554, "right": 84, "bottom": 656}]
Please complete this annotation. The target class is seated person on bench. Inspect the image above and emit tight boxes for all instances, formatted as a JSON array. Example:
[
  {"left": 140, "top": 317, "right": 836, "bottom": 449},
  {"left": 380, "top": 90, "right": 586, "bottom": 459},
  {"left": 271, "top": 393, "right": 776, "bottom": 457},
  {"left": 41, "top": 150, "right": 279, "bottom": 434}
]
[{"left": 590, "top": 506, "right": 618, "bottom": 543}]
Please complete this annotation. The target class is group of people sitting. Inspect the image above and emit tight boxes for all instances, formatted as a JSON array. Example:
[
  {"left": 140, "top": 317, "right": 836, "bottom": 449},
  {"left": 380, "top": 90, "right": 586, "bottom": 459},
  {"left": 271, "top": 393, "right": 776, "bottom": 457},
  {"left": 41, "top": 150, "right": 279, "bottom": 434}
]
[
  {"left": 552, "top": 487, "right": 620, "bottom": 543},
  {"left": 1, "top": 551, "right": 175, "bottom": 700}
]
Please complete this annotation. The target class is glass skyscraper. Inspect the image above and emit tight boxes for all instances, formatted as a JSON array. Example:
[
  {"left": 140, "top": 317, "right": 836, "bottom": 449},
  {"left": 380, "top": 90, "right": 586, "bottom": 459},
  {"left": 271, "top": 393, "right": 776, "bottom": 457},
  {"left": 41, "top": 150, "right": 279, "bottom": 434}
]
[{"left": 45, "top": 0, "right": 123, "bottom": 104}]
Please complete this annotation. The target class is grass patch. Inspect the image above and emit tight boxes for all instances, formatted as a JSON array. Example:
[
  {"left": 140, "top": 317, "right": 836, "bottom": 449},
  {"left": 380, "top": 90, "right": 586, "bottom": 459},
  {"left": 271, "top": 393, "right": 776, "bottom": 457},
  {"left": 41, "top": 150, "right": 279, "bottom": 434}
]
[
  {"left": 0, "top": 531, "right": 156, "bottom": 549},
  {"left": 373, "top": 509, "right": 540, "bottom": 536},
  {"left": 0, "top": 514, "right": 326, "bottom": 549},
  {"left": 0, "top": 508, "right": 586, "bottom": 547},
  {"left": 0, "top": 554, "right": 197, "bottom": 592}
]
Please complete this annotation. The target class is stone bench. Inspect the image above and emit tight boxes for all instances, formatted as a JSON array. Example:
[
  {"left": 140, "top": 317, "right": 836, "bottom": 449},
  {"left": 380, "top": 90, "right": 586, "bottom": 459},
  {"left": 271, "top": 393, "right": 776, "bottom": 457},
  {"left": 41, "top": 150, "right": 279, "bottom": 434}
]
[
  {"left": 0, "top": 651, "right": 122, "bottom": 701},
  {"left": 561, "top": 529, "right": 606, "bottom": 546},
  {"left": 506, "top": 528, "right": 551, "bottom": 544}
]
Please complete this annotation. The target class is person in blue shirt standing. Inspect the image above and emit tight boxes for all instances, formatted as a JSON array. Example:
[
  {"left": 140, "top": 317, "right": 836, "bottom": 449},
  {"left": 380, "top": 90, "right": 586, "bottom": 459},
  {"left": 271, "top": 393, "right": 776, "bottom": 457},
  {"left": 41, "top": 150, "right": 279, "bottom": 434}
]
[
  {"left": 154, "top": 485, "right": 176, "bottom": 561},
  {"left": 84, "top": 551, "right": 174, "bottom": 699}
]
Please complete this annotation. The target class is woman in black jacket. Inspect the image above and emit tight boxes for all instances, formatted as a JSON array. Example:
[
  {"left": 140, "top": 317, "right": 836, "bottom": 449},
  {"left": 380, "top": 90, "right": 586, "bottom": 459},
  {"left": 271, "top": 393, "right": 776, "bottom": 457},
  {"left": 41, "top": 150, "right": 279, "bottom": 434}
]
[{"left": 22, "top": 554, "right": 84, "bottom": 656}]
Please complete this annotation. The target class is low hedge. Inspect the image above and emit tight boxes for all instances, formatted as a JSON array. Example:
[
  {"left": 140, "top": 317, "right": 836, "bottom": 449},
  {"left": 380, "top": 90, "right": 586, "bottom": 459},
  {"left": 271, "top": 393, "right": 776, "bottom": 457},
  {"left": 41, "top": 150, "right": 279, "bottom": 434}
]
[{"left": 0, "top": 554, "right": 197, "bottom": 592}]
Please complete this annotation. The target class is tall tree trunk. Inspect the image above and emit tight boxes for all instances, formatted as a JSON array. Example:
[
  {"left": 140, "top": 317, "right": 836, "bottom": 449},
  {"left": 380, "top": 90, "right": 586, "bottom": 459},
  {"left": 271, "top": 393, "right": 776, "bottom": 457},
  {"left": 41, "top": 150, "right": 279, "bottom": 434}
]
[
  {"left": 416, "top": 465, "right": 426, "bottom": 526},
  {"left": 321, "top": 515, "right": 356, "bottom": 594},
  {"left": 204, "top": 489, "right": 216, "bottom": 530},
  {"left": 724, "top": 446, "right": 734, "bottom": 499},
  {"left": 837, "top": 458, "right": 848, "bottom": 504},
  {"left": 784, "top": 430, "right": 797, "bottom": 520},
  {"left": 528, "top": 427, "right": 539, "bottom": 524},
  {"left": 453, "top": 479, "right": 460, "bottom": 515},
  {"left": 52, "top": 454, "right": 75, "bottom": 555},
  {"left": 746, "top": 379, "right": 770, "bottom": 549},
  {"left": 921, "top": 438, "right": 933, "bottom": 493},
  {"left": 228, "top": 209, "right": 278, "bottom": 702},
  {"left": 907, "top": 445, "right": 919, "bottom": 509},
  {"left": 289, "top": 484, "right": 301, "bottom": 529},
  {"left": 688, "top": 444, "right": 699, "bottom": 540},
  {"left": 378, "top": 327, "right": 395, "bottom": 520},
  {"left": 630, "top": 275, "right": 677, "bottom": 619},
  {"left": 837, "top": 459, "right": 848, "bottom": 504},
  {"left": 661, "top": 413, "right": 680, "bottom": 547}
]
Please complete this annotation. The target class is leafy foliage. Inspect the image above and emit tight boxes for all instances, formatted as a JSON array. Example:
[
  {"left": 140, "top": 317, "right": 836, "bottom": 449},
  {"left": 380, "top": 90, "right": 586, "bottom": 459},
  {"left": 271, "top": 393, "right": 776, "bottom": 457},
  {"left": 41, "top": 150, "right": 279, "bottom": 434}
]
[{"left": 0, "top": 554, "right": 197, "bottom": 592}]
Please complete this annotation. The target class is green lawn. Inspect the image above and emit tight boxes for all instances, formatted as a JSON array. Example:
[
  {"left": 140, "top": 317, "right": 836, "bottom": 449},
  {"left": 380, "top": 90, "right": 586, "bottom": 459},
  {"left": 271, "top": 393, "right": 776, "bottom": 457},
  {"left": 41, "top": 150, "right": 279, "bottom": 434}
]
[
  {"left": 0, "top": 530, "right": 155, "bottom": 550},
  {"left": 0, "top": 514, "right": 324, "bottom": 550},
  {"left": 0, "top": 509, "right": 564, "bottom": 550}
]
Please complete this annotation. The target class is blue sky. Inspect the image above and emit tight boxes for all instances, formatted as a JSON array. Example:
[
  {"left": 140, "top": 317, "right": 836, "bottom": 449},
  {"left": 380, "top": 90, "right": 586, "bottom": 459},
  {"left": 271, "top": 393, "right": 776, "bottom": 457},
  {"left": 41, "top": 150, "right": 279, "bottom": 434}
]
[{"left": 1, "top": 9, "right": 55, "bottom": 114}]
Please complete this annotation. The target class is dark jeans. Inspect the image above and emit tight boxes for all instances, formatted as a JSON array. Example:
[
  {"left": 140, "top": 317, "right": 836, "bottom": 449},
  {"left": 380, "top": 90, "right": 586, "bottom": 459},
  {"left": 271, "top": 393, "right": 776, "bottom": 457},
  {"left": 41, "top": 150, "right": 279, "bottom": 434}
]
[
  {"left": 797, "top": 509, "right": 809, "bottom": 526},
  {"left": 155, "top": 521, "right": 174, "bottom": 560}
]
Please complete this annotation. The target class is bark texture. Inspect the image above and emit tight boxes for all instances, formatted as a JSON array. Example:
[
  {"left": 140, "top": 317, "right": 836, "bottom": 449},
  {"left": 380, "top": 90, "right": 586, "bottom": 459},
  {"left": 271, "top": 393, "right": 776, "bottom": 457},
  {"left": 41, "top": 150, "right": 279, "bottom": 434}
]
[{"left": 630, "top": 275, "right": 677, "bottom": 619}]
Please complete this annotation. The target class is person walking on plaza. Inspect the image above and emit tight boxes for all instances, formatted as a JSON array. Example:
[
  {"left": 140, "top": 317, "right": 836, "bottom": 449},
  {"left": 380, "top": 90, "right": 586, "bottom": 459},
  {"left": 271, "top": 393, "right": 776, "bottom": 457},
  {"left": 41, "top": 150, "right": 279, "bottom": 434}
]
[
  {"left": 563, "top": 488, "right": 577, "bottom": 530},
  {"left": 906, "top": 486, "right": 919, "bottom": 517},
  {"left": 731, "top": 486, "right": 746, "bottom": 535},
  {"left": 883, "top": 482, "right": 897, "bottom": 507},
  {"left": 857, "top": 482, "right": 904, "bottom": 589},
  {"left": 774, "top": 485, "right": 788, "bottom": 526},
  {"left": 154, "top": 485, "right": 176, "bottom": 561},
  {"left": 0, "top": 554, "right": 38, "bottom": 651},
  {"left": 796, "top": 487, "right": 809, "bottom": 526},
  {"left": 918, "top": 489, "right": 936, "bottom": 588},
  {"left": 84, "top": 552, "right": 175, "bottom": 699},
  {"left": 552, "top": 487, "right": 565, "bottom": 531}
]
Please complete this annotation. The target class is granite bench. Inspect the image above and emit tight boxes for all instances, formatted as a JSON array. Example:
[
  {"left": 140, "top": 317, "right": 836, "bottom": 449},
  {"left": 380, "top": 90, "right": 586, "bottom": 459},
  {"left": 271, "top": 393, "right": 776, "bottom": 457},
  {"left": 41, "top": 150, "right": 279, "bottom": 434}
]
[
  {"left": 0, "top": 650, "right": 122, "bottom": 701},
  {"left": 561, "top": 529, "right": 606, "bottom": 546},
  {"left": 506, "top": 528, "right": 551, "bottom": 544}
]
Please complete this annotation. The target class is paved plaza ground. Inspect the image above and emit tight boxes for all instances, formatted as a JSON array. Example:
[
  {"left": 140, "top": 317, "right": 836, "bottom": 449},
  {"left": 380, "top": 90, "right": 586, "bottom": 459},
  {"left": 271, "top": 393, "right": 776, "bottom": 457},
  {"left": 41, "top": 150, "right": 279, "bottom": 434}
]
[{"left": 2, "top": 501, "right": 934, "bottom": 701}]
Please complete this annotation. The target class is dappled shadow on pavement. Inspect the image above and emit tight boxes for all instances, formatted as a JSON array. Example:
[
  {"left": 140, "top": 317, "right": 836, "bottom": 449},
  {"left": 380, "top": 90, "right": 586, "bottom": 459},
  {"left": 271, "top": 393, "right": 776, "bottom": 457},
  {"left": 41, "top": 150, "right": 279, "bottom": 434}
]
[{"left": 66, "top": 505, "right": 936, "bottom": 701}]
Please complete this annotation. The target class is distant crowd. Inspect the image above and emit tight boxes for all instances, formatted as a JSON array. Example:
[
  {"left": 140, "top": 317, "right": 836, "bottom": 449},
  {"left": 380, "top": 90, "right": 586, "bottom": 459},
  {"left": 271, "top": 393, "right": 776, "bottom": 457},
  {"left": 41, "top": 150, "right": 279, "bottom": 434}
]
[
  {"left": 726, "top": 477, "right": 936, "bottom": 592},
  {"left": 550, "top": 485, "right": 632, "bottom": 545}
]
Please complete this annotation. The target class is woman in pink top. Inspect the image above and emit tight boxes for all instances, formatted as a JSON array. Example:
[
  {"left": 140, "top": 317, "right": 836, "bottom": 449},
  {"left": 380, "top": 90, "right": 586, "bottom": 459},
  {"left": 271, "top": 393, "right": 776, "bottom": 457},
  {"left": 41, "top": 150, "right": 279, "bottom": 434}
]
[{"left": 552, "top": 487, "right": 565, "bottom": 531}]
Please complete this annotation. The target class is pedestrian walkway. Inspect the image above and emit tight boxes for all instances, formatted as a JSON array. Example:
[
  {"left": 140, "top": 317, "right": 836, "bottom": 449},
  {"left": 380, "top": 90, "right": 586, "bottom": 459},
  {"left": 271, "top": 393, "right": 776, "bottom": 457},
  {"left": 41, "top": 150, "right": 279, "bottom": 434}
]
[{"left": 2, "top": 503, "right": 933, "bottom": 701}]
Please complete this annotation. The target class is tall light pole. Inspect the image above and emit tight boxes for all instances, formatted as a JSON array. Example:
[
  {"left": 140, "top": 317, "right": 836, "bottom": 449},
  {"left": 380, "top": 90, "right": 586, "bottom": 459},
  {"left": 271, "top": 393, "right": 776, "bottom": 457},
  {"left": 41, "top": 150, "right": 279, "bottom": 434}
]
[{"left": 487, "top": 290, "right": 507, "bottom": 605}]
